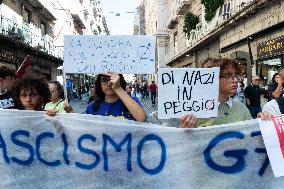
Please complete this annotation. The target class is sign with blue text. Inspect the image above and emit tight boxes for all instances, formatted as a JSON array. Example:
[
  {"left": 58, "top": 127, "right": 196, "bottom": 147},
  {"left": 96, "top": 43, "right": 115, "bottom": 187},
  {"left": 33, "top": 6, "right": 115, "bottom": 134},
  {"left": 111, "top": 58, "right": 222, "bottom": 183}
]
[
  {"left": 158, "top": 68, "right": 220, "bottom": 119},
  {"left": 0, "top": 110, "right": 283, "bottom": 188},
  {"left": 64, "top": 35, "right": 156, "bottom": 74}
]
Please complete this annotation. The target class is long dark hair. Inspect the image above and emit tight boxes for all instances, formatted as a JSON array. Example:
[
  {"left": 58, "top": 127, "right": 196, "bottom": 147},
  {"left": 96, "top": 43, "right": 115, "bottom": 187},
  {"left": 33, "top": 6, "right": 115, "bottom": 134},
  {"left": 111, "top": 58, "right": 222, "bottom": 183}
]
[
  {"left": 93, "top": 74, "right": 127, "bottom": 112},
  {"left": 271, "top": 73, "right": 279, "bottom": 84}
]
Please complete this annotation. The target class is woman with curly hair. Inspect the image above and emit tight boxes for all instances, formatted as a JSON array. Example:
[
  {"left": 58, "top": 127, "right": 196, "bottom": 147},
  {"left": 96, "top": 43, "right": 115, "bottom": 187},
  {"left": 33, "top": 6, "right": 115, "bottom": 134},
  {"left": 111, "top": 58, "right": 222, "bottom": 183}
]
[
  {"left": 86, "top": 71, "right": 146, "bottom": 122},
  {"left": 12, "top": 69, "right": 50, "bottom": 111}
]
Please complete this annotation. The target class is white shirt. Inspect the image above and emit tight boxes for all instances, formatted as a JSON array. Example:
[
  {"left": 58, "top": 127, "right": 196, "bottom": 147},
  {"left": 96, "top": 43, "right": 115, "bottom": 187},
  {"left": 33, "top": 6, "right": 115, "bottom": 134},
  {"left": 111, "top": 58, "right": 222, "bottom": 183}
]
[
  {"left": 262, "top": 99, "right": 281, "bottom": 116},
  {"left": 218, "top": 97, "right": 233, "bottom": 108}
]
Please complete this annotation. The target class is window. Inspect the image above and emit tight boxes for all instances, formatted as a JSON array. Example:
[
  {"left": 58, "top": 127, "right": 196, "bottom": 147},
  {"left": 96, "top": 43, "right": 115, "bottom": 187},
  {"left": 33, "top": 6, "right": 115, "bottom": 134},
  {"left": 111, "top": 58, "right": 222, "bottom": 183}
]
[
  {"left": 174, "top": 31, "right": 178, "bottom": 54},
  {"left": 40, "top": 22, "right": 46, "bottom": 34},
  {"left": 22, "top": 5, "right": 31, "bottom": 23}
]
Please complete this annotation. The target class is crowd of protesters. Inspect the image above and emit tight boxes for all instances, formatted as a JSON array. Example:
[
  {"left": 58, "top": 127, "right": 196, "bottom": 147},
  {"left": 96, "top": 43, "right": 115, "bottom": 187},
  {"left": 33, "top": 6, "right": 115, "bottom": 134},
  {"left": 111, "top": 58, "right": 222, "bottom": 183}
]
[{"left": 1, "top": 57, "right": 284, "bottom": 126}]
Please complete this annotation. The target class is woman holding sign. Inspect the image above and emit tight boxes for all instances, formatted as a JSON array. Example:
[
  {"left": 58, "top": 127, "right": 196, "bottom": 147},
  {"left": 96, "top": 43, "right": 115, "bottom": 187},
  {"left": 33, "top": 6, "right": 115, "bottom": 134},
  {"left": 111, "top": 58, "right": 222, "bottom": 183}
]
[
  {"left": 180, "top": 58, "right": 252, "bottom": 128},
  {"left": 86, "top": 71, "right": 146, "bottom": 122}
]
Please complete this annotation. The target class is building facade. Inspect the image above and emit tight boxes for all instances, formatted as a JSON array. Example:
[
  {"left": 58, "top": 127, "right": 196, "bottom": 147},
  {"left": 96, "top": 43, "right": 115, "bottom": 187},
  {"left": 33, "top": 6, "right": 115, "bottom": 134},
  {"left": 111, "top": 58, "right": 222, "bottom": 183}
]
[
  {"left": 163, "top": 0, "right": 284, "bottom": 87},
  {"left": 52, "top": 0, "right": 109, "bottom": 88},
  {"left": 0, "top": 0, "right": 109, "bottom": 87},
  {"left": 0, "top": 0, "right": 63, "bottom": 80}
]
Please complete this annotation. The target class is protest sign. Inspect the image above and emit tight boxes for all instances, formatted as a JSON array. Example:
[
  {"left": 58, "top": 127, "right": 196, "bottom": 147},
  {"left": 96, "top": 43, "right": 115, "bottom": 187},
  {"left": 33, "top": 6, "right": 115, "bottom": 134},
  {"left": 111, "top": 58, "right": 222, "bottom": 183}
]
[
  {"left": 63, "top": 35, "right": 156, "bottom": 74},
  {"left": 0, "top": 110, "right": 283, "bottom": 189},
  {"left": 258, "top": 115, "right": 284, "bottom": 177},
  {"left": 158, "top": 68, "right": 219, "bottom": 119}
]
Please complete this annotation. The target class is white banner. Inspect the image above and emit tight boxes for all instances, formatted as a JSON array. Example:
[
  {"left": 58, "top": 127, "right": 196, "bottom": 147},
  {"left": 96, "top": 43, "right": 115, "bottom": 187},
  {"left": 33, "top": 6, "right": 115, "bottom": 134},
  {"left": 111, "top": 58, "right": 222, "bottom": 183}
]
[
  {"left": 0, "top": 110, "right": 283, "bottom": 189},
  {"left": 158, "top": 68, "right": 220, "bottom": 119},
  {"left": 63, "top": 35, "right": 156, "bottom": 74},
  {"left": 259, "top": 115, "right": 284, "bottom": 177}
]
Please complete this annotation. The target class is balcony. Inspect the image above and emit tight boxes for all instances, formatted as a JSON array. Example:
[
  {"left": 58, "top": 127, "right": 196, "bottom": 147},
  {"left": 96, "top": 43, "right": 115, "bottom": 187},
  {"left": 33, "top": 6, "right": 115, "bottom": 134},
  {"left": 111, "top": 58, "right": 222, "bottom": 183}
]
[
  {"left": 70, "top": 6, "right": 86, "bottom": 29},
  {"left": 0, "top": 4, "right": 63, "bottom": 59},
  {"left": 185, "top": 0, "right": 256, "bottom": 48},
  {"left": 24, "top": 0, "right": 56, "bottom": 21},
  {"left": 167, "top": 18, "right": 178, "bottom": 29},
  {"left": 177, "top": 0, "right": 192, "bottom": 15}
]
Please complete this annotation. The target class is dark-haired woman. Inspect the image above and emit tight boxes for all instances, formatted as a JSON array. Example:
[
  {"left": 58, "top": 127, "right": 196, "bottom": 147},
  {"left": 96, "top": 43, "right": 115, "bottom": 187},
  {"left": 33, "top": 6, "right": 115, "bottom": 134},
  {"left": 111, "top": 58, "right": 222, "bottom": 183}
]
[
  {"left": 265, "top": 73, "right": 284, "bottom": 101},
  {"left": 86, "top": 71, "right": 146, "bottom": 122},
  {"left": 44, "top": 81, "right": 66, "bottom": 113}
]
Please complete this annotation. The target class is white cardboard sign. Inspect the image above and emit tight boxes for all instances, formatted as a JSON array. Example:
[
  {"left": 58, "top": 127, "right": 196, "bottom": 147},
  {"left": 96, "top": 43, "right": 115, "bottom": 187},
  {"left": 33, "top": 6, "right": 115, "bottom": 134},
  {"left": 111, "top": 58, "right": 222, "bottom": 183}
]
[
  {"left": 158, "top": 68, "right": 219, "bottom": 119},
  {"left": 63, "top": 35, "right": 156, "bottom": 74},
  {"left": 258, "top": 115, "right": 284, "bottom": 177}
]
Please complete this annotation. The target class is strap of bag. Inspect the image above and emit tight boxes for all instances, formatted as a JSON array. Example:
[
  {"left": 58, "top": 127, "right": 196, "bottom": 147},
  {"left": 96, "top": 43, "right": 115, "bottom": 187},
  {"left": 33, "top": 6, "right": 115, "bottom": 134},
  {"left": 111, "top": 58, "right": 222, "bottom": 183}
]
[{"left": 54, "top": 99, "right": 64, "bottom": 110}]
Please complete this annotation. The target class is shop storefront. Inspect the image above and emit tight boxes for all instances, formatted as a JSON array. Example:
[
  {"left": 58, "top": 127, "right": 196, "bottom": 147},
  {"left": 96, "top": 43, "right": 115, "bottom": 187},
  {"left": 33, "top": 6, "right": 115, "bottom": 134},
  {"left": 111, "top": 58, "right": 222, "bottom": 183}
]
[{"left": 256, "top": 36, "right": 284, "bottom": 87}]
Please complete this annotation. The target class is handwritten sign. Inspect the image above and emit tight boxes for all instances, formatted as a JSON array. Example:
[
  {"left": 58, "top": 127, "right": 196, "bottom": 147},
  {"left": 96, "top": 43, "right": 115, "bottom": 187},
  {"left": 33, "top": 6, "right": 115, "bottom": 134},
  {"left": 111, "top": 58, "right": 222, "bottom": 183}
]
[
  {"left": 63, "top": 35, "right": 156, "bottom": 74},
  {"left": 0, "top": 110, "right": 283, "bottom": 188},
  {"left": 258, "top": 115, "right": 284, "bottom": 177},
  {"left": 158, "top": 68, "right": 220, "bottom": 119}
]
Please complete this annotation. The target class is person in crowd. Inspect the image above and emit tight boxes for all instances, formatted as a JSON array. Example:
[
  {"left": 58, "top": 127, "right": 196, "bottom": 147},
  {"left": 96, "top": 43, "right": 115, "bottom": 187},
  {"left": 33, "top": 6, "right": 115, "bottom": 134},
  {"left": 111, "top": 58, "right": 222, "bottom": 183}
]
[
  {"left": 126, "top": 84, "right": 132, "bottom": 96},
  {"left": 142, "top": 82, "right": 149, "bottom": 99},
  {"left": 72, "top": 87, "right": 78, "bottom": 100},
  {"left": 86, "top": 71, "right": 146, "bottom": 122},
  {"left": 242, "top": 72, "right": 248, "bottom": 88},
  {"left": 265, "top": 71, "right": 284, "bottom": 101},
  {"left": 44, "top": 81, "right": 66, "bottom": 113},
  {"left": 149, "top": 80, "right": 158, "bottom": 107},
  {"left": 12, "top": 69, "right": 50, "bottom": 111},
  {"left": 133, "top": 80, "right": 138, "bottom": 97},
  {"left": 88, "top": 84, "right": 96, "bottom": 104},
  {"left": 244, "top": 75, "right": 264, "bottom": 118},
  {"left": 232, "top": 81, "right": 245, "bottom": 103},
  {"left": 180, "top": 58, "right": 252, "bottom": 128},
  {"left": 78, "top": 86, "right": 82, "bottom": 100},
  {"left": 0, "top": 65, "right": 17, "bottom": 109}
]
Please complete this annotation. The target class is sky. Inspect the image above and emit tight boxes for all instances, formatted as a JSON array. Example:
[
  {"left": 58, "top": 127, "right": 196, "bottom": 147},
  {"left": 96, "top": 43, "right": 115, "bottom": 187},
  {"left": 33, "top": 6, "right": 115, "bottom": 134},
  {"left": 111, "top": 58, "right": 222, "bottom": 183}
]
[{"left": 101, "top": 0, "right": 139, "bottom": 35}]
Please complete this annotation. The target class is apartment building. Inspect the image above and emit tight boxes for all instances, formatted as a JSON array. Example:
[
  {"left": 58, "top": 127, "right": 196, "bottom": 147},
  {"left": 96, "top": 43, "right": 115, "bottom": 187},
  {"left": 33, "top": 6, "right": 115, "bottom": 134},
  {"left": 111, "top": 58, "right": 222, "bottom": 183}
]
[
  {"left": 164, "top": 0, "right": 284, "bottom": 86},
  {"left": 0, "top": 0, "right": 63, "bottom": 80},
  {"left": 0, "top": 0, "right": 109, "bottom": 84}
]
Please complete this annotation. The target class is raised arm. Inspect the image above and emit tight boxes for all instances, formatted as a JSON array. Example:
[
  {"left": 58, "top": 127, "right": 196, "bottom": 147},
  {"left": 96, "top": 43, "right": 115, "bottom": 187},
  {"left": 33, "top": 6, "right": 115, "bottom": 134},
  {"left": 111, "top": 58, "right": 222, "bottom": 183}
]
[{"left": 106, "top": 71, "right": 146, "bottom": 122}]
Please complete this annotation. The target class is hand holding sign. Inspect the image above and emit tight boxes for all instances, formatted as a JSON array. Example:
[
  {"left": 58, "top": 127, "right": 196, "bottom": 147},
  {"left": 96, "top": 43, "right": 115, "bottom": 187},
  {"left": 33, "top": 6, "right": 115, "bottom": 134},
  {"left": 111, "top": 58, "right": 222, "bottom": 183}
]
[{"left": 158, "top": 68, "right": 220, "bottom": 119}]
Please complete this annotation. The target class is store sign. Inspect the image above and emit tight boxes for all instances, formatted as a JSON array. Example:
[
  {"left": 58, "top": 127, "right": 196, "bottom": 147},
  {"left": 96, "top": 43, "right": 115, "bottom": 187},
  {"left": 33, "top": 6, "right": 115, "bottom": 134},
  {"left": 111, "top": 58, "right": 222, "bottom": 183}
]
[{"left": 257, "top": 36, "right": 284, "bottom": 59}]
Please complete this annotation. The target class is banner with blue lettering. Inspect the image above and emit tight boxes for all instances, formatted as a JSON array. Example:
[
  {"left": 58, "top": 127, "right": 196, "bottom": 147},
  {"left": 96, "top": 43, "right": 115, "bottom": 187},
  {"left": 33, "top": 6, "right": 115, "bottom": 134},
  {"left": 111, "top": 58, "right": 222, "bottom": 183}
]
[{"left": 0, "top": 110, "right": 283, "bottom": 189}]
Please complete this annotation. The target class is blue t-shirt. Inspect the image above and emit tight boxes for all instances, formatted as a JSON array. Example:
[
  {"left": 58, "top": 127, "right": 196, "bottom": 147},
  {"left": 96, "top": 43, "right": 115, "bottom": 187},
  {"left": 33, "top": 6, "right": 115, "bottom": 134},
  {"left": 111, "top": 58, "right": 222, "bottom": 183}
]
[{"left": 86, "top": 96, "right": 143, "bottom": 120}]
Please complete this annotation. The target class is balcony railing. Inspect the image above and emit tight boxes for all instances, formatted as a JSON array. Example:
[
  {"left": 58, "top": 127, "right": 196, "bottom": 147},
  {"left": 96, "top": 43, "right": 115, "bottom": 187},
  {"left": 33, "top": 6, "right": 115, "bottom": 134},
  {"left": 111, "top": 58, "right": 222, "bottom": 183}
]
[
  {"left": 0, "top": 4, "right": 63, "bottom": 59},
  {"left": 185, "top": 0, "right": 255, "bottom": 48},
  {"left": 177, "top": 0, "right": 193, "bottom": 15}
]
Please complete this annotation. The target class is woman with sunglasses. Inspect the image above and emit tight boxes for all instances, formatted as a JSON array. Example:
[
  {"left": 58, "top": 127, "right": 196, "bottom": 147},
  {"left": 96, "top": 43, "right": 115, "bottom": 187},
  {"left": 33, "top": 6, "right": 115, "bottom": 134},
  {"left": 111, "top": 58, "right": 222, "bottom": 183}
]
[
  {"left": 86, "top": 71, "right": 146, "bottom": 122},
  {"left": 44, "top": 81, "right": 66, "bottom": 113}
]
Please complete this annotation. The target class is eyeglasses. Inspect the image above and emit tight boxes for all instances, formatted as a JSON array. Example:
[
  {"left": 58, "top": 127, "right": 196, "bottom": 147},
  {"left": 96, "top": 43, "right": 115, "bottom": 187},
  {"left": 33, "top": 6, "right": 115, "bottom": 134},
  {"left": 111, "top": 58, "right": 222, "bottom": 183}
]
[
  {"left": 220, "top": 74, "right": 240, "bottom": 81},
  {"left": 254, "top": 79, "right": 261, "bottom": 81}
]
